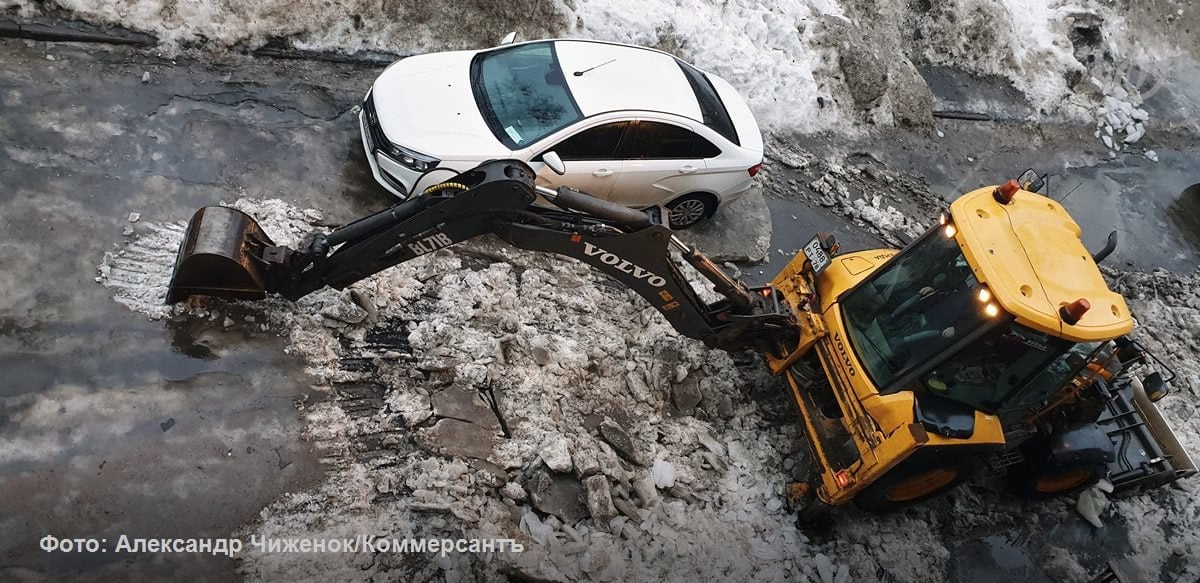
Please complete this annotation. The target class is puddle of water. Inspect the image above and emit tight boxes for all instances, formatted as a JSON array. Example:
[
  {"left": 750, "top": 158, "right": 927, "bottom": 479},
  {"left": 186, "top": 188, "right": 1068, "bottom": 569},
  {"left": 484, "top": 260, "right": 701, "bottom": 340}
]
[
  {"left": 950, "top": 533, "right": 1051, "bottom": 583},
  {"left": 1052, "top": 148, "right": 1200, "bottom": 272}
]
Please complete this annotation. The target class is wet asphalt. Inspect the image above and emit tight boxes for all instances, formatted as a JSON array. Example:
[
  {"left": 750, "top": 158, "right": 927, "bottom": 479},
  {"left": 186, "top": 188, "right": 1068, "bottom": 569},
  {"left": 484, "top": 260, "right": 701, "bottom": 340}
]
[
  {"left": 0, "top": 39, "right": 389, "bottom": 579},
  {"left": 0, "top": 36, "right": 1197, "bottom": 581}
]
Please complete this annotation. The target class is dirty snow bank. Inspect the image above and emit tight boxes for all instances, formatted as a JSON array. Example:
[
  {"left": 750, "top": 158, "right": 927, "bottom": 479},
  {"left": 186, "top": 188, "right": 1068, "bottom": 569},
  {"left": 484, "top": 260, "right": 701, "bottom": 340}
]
[{"left": 18, "top": 0, "right": 1168, "bottom": 133}]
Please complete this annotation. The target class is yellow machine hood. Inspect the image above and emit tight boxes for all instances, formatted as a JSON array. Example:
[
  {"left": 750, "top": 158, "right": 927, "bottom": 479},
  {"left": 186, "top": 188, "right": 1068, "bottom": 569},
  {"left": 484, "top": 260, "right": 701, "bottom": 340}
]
[{"left": 951, "top": 186, "right": 1133, "bottom": 342}]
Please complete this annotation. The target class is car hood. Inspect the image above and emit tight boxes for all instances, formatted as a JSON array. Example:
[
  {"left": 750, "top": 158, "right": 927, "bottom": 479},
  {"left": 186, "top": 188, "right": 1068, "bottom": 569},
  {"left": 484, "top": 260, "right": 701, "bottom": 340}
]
[{"left": 371, "top": 50, "right": 512, "bottom": 159}]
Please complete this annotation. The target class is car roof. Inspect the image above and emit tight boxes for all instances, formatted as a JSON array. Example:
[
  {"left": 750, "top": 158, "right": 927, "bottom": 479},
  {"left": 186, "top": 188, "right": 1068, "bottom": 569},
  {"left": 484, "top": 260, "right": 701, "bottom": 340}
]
[{"left": 551, "top": 40, "right": 704, "bottom": 121}]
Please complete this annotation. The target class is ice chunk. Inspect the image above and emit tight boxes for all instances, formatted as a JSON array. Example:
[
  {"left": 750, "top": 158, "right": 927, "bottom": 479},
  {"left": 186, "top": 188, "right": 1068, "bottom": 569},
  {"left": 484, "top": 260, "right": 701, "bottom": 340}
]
[
  {"left": 540, "top": 437, "right": 573, "bottom": 473},
  {"left": 1076, "top": 486, "right": 1109, "bottom": 528},
  {"left": 814, "top": 553, "right": 836, "bottom": 583},
  {"left": 652, "top": 459, "right": 675, "bottom": 489},
  {"left": 1145, "top": 150, "right": 1159, "bottom": 162},
  {"left": 1123, "top": 124, "right": 1145, "bottom": 144},
  {"left": 583, "top": 475, "right": 617, "bottom": 522}
]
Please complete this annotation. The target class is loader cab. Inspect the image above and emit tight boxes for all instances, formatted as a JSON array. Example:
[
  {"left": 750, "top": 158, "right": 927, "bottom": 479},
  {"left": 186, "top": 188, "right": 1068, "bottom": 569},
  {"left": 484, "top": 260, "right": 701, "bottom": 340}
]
[
  {"left": 838, "top": 184, "right": 1133, "bottom": 417},
  {"left": 839, "top": 223, "right": 1085, "bottom": 415}
]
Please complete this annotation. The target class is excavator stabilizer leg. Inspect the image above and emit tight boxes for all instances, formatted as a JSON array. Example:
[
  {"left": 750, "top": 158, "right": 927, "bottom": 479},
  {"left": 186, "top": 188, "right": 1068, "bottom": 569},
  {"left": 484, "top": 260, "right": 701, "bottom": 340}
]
[{"left": 166, "top": 206, "right": 276, "bottom": 303}]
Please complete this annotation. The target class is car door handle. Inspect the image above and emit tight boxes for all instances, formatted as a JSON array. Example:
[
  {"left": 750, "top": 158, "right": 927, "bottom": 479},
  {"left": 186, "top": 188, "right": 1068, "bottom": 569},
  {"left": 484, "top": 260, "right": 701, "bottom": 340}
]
[
  {"left": 678, "top": 165, "right": 698, "bottom": 174},
  {"left": 592, "top": 169, "right": 614, "bottom": 177}
]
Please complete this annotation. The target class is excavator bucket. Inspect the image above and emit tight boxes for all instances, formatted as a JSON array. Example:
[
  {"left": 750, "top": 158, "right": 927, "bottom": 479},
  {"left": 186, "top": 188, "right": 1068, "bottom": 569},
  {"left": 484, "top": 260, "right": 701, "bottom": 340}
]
[{"left": 166, "top": 206, "right": 276, "bottom": 303}]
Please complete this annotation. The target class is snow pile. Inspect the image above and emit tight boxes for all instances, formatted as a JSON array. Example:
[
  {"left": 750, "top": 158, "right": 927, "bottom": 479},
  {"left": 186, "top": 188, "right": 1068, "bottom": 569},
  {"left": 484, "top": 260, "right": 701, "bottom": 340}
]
[
  {"left": 567, "top": 0, "right": 849, "bottom": 131},
  {"left": 18, "top": 0, "right": 1166, "bottom": 132},
  {"left": 909, "top": 0, "right": 1089, "bottom": 116}
]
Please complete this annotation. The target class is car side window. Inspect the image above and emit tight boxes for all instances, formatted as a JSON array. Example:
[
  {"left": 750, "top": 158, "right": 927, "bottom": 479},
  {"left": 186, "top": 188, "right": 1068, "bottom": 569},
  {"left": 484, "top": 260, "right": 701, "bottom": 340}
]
[
  {"left": 692, "top": 134, "right": 722, "bottom": 158},
  {"left": 547, "top": 121, "right": 629, "bottom": 160},
  {"left": 622, "top": 121, "right": 719, "bottom": 159}
]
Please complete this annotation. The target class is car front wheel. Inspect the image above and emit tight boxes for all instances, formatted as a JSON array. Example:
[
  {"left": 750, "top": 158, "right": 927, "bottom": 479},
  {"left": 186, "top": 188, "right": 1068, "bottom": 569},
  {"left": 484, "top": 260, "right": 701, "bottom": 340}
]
[{"left": 665, "top": 193, "right": 716, "bottom": 229}]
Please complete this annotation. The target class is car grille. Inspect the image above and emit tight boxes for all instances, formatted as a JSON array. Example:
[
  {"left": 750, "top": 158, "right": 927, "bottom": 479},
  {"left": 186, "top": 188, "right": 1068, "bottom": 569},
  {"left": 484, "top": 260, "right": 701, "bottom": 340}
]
[{"left": 363, "top": 93, "right": 391, "bottom": 153}]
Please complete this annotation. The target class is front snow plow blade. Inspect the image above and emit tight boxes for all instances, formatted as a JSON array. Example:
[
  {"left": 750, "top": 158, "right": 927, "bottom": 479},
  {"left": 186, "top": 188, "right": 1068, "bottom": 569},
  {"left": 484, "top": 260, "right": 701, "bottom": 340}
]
[
  {"left": 1101, "top": 376, "right": 1198, "bottom": 492},
  {"left": 166, "top": 206, "right": 276, "bottom": 303}
]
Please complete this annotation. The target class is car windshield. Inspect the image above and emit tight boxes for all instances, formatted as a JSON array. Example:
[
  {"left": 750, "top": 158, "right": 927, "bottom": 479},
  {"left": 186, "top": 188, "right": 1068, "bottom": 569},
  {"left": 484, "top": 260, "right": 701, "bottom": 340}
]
[
  {"left": 471, "top": 42, "right": 583, "bottom": 149},
  {"left": 840, "top": 229, "right": 989, "bottom": 391}
]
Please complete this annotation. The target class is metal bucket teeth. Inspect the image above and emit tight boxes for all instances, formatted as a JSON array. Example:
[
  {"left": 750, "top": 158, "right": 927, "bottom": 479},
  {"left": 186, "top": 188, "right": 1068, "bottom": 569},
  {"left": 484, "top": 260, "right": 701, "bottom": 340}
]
[{"left": 166, "top": 206, "right": 275, "bottom": 303}]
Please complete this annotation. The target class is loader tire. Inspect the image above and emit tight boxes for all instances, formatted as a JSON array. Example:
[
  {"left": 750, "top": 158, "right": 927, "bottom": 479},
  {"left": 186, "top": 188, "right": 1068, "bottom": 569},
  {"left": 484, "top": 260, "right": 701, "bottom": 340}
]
[
  {"left": 853, "top": 455, "right": 979, "bottom": 513},
  {"left": 1006, "top": 460, "right": 1106, "bottom": 499}
]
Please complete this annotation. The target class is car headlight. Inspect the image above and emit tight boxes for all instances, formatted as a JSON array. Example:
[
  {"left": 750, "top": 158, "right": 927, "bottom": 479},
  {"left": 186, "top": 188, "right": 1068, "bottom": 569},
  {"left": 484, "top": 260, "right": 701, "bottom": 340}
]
[{"left": 387, "top": 144, "right": 439, "bottom": 172}]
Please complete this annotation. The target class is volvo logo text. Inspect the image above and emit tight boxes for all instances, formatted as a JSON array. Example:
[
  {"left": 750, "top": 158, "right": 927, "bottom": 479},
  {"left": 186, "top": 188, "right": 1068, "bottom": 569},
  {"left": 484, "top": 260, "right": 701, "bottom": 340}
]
[{"left": 581, "top": 242, "right": 667, "bottom": 287}]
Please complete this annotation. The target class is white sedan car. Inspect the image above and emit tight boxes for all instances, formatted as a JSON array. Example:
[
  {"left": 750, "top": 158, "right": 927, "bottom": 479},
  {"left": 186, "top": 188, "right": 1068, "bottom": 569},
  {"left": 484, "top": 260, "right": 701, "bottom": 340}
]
[{"left": 359, "top": 38, "right": 763, "bottom": 228}]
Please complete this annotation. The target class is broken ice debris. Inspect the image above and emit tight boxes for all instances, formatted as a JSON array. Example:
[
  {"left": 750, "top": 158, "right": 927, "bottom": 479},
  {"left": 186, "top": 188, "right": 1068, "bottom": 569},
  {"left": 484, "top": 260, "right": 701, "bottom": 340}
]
[
  {"left": 652, "top": 459, "right": 675, "bottom": 488},
  {"left": 632, "top": 471, "right": 659, "bottom": 507},
  {"left": 539, "top": 436, "right": 573, "bottom": 473},
  {"left": 1144, "top": 150, "right": 1159, "bottom": 162},
  {"left": 501, "top": 481, "right": 527, "bottom": 501},
  {"left": 431, "top": 387, "right": 501, "bottom": 430},
  {"left": 127, "top": 212, "right": 140, "bottom": 223},
  {"left": 583, "top": 475, "right": 617, "bottom": 522},
  {"left": 418, "top": 418, "right": 495, "bottom": 460},
  {"left": 1075, "top": 486, "right": 1109, "bottom": 528},
  {"left": 141, "top": 71, "right": 151, "bottom": 83},
  {"left": 528, "top": 471, "right": 587, "bottom": 523},
  {"left": 599, "top": 417, "right": 646, "bottom": 466}
]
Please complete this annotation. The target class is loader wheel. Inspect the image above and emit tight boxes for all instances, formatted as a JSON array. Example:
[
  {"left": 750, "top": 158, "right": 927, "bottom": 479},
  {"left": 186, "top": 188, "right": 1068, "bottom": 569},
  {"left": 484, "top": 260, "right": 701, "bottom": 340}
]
[
  {"left": 853, "top": 456, "right": 979, "bottom": 513},
  {"left": 1007, "top": 461, "right": 1106, "bottom": 499},
  {"left": 665, "top": 193, "right": 716, "bottom": 229}
]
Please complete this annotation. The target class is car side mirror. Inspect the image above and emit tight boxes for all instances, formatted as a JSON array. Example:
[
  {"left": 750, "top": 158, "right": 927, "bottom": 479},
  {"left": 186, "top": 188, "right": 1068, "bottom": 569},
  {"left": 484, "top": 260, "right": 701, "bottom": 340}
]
[
  {"left": 542, "top": 151, "right": 566, "bottom": 175},
  {"left": 499, "top": 31, "right": 517, "bottom": 45}
]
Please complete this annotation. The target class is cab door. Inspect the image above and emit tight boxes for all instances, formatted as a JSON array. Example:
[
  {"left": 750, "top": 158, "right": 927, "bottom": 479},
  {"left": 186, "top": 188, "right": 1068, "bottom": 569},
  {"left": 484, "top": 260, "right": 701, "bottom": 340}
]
[
  {"left": 532, "top": 120, "right": 629, "bottom": 200},
  {"left": 607, "top": 120, "right": 718, "bottom": 207}
]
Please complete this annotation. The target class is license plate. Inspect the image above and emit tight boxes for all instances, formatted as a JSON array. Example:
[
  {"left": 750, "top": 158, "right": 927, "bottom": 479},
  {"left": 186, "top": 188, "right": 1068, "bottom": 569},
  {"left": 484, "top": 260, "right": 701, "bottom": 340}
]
[{"left": 803, "top": 235, "right": 831, "bottom": 275}]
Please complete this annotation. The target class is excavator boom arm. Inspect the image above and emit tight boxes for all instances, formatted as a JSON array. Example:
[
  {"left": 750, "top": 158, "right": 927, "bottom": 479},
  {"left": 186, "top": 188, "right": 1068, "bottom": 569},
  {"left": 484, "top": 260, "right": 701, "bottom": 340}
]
[{"left": 167, "top": 159, "right": 791, "bottom": 351}]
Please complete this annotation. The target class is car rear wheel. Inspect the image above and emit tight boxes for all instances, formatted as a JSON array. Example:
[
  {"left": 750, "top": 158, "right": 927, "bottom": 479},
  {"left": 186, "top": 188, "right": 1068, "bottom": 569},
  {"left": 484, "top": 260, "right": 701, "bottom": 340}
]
[{"left": 666, "top": 193, "right": 717, "bottom": 229}]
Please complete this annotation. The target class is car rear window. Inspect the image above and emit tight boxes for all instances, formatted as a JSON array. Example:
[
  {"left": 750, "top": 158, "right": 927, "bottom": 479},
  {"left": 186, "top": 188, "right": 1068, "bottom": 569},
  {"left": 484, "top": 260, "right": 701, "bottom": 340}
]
[
  {"left": 471, "top": 42, "right": 584, "bottom": 149},
  {"left": 620, "top": 121, "right": 720, "bottom": 159},
  {"left": 676, "top": 61, "right": 739, "bottom": 146}
]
